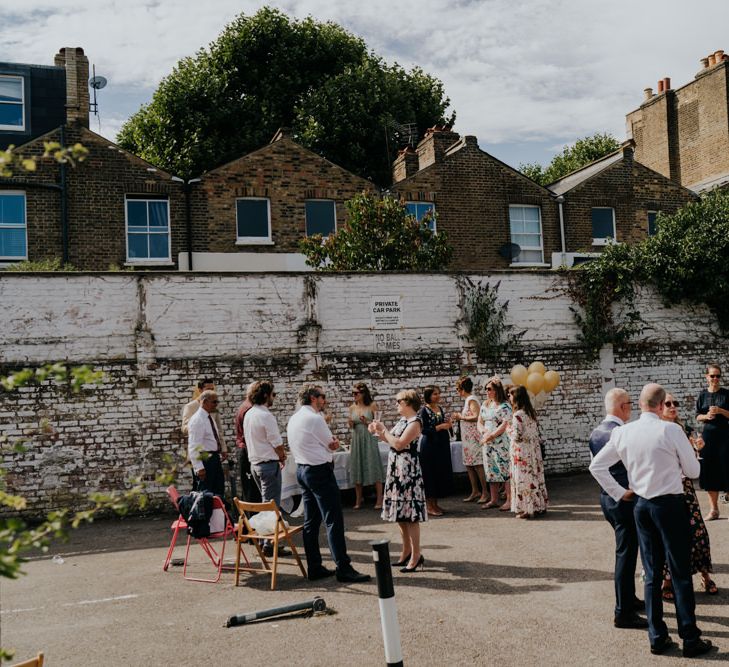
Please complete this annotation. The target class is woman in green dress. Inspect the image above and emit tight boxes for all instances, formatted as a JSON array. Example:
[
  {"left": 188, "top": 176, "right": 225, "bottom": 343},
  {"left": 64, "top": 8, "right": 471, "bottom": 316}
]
[{"left": 349, "top": 382, "right": 385, "bottom": 509}]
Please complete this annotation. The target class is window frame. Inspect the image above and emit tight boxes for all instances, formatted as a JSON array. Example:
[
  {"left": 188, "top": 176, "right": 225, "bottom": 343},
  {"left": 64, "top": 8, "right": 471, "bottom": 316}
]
[
  {"left": 405, "top": 201, "right": 437, "bottom": 232},
  {"left": 0, "top": 190, "right": 28, "bottom": 261},
  {"left": 0, "top": 75, "right": 25, "bottom": 132},
  {"left": 235, "top": 197, "right": 273, "bottom": 245},
  {"left": 647, "top": 210, "right": 658, "bottom": 237},
  {"left": 508, "top": 204, "right": 545, "bottom": 266},
  {"left": 304, "top": 199, "right": 337, "bottom": 238},
  {"left": 591, "top": 207, "right": 616, "bottom": 246},
  {"left": 124, "top": 196, "right": 172, "bottom": 264}
]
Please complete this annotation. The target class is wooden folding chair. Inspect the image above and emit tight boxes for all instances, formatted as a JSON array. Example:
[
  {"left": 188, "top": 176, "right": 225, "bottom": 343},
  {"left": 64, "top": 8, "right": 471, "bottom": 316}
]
[
  {"left": 162, "top": 485, "right": 188, "bottom": 572},
  {"left": 183, "top": 495, "right": 237, "bottom": 583},
  {"left": 233, "top": 498, "right": 307, "bottom": 590},
  {"left": 11, "top": 652, "right": 43, "bottom": 667}
]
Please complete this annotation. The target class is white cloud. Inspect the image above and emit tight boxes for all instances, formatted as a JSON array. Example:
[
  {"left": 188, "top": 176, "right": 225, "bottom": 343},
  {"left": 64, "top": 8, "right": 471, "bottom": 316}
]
[{"left": 2, "top": 0, "right": 728, "bottom": 163}]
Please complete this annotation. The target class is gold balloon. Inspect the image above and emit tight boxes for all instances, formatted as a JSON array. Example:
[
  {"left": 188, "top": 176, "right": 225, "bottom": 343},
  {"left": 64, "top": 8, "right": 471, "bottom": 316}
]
[
  {"left": 543, "top": 370, "right": 561, "bottom": 393},
  {"left": 526, "top": 372, "right": 545, "bottom": 395},
  {"left": 511, "top": 364, "right": 528, "bottom": 386},
  {"left": 528, "top": 361, "right": 546, "bottom": 376}
]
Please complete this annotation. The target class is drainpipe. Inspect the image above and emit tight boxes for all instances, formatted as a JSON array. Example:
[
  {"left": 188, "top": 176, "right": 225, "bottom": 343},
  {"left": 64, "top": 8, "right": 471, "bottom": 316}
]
[
  {"left": 171, "top": 176, "right": 200, "bottom": 271},
  {"left": 556, "top": 195, "right": 566, "bottom": 266},
  {"left": 59, "top": 125, "right": 69, "bottom": 265}
]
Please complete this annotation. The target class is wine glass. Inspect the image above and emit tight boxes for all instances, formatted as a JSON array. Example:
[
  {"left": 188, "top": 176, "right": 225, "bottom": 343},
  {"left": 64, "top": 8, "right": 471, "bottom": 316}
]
[{"left": 374, "top": 410, "right": 382, "bottom": 422}]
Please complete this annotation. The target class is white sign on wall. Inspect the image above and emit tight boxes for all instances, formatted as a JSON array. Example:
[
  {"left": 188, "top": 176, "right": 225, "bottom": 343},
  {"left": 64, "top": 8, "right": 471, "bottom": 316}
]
[{"left": 371, "top": 296, "right": 403, "bottom": 352}]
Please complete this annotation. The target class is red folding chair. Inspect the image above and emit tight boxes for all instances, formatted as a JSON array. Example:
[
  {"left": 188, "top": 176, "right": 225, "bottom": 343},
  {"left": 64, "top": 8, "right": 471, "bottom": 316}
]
[
  {"left": 162, "top": 485, "right": 188, "bottom": 572},
  {"left": 182, "top": 495, "right": 237, "bottom": 583}
]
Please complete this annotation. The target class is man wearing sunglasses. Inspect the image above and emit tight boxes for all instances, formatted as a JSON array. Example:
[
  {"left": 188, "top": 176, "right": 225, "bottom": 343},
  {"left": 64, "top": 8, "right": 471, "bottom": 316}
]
[
  {"left": 588, "top": 388, "right": 646, "bottom": 630},
  {"left": 188, "top": 389, "right": 226, "bottom": 497}
]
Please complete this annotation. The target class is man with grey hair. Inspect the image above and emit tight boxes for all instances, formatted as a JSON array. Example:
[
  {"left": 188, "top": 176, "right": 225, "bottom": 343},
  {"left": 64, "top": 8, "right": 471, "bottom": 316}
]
[
  {"left": 588, "top": 388, "right": 646, "bottom": 630},
  {"left": 188, "top": 389, "right": 226, "bottom": 497},
  {"left": 590, "top": 383, "right": 712, "bottom": 658}
]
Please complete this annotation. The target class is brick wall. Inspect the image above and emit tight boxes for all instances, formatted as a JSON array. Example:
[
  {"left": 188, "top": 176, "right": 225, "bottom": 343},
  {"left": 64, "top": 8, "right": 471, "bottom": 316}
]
[{"left": 1, "top": 272, "right": 725, "bottom": 516}]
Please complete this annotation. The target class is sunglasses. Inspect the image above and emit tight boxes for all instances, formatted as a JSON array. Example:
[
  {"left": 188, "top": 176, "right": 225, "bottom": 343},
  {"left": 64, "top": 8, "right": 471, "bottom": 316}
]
[
  {"left": 664, "top": 401, "right": 680, "bottom": 408},
  {"left": 709, "top": 374, "right": 721, "bottom": 379},
  {"left": 396, "top": 398, "right": 407, "bottom": 404},
  {"left": 271, "top": 392, "right": 276, "bottom": 397},
  {"left": 486, "top": 386, "right": 495, "bottom": 392},
  {"left": 352, "top": 391, "right": 361, "bottom": 395}
]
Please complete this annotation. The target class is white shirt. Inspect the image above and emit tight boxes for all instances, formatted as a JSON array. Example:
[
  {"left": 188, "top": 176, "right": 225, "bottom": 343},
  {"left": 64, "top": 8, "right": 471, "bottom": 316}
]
[
  {"left": 244, "top": 405, "right": 283, "bottom": 464},
  {"left": 188, "top": 406, "right": 222, "bottom": 472},
  {"left": 589, "top": 411, "right": 700, "bottom": 501},
  {"left": 286, "top": 405, "right": 334, "bottom": 465}
]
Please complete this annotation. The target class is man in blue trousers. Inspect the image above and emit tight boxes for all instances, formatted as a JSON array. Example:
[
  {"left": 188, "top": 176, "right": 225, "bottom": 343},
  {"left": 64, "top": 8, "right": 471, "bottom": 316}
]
[
  {"left": 588, "top": 387, "right": 646, "bottom": 630},
  {"left": 590, "top": 383, "right": 713, "bottom": 658}
]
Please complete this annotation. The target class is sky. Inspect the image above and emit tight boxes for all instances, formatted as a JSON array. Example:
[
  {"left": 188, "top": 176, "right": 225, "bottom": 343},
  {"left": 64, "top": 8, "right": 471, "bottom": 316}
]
[{"left": 2, "top": 0, "right": 728, "bottom": 169}]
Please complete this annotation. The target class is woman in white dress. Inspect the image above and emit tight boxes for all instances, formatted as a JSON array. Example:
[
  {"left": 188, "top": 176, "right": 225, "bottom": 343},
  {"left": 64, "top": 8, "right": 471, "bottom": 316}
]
[{"left": 452, "top": 376, "right": 487, "bottom": 503}]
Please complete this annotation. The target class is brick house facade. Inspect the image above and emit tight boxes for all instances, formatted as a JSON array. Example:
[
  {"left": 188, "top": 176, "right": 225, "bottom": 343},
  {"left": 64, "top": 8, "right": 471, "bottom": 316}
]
[
  {"left": 548, "top": 144, "right": 697, "bottom": 255},
  {"left": 626, "top": 51, "right": 729, "bottom": 192}
]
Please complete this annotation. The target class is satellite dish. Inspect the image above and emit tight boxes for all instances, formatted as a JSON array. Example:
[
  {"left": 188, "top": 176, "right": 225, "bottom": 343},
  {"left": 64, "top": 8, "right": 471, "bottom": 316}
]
[
  {"left": 498, "top": 243, "right": 521, "bottom": 260},
  {"left": 89, "top": 76, "right": 107, "bottom": 90}
]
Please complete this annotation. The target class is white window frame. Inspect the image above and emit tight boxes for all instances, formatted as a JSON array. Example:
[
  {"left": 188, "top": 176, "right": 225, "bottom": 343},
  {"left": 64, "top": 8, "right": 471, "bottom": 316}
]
[
  {"left": 124, "top": 196, "right": 172, "bottom": 264},
  {"left": 235, "top": 197, "right": 273, "bottom": 245},
  {"left": 0, "top": 75, "right": 25, "bottom": 132},
  {"left": 304, "top": 199, "right": 337, "bottom": 238},
  {"left": 405, "top": 201, "right": 437, "bottom": 232},
  {"left": 0, "top": 190, "right": 28, "bottom": 261},
  {"left": 591, "top": 207, "right": 616, "bottom": 246},
  {"left": 508, "top": 204, "right": 545, "bottom": 266},
  {"left": 647, "top": 209, "right": 658, "bottom": 236}
]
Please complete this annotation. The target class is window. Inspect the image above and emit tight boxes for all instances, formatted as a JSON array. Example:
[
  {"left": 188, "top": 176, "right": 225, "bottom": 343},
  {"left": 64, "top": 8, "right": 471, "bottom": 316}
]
[
  {"left": 0, "top": 76, "right": 25, "bottom": 131},
  {"left": 125, "top": 197, "right": 170, "bottom": 262},
  {"left": 305, "top": 200, "right": 336, "bottom": 237},
  {"left": 0, "top": 192, "right": 27, "bottom": 260},
  {"left": 591, "top": 207, "right": 616, "bottom": 245},
  {"left": 647, "top": 210, "right": 658, "bottom": 236},
  {"left": 508, "top": 205, "right": 544, "bottom": 264},
  {"left": 405, "top": 201, "right": 436, "bottom": 231},
  {"left": 236, "top": 198, "right": 271, "bottom": 244}
]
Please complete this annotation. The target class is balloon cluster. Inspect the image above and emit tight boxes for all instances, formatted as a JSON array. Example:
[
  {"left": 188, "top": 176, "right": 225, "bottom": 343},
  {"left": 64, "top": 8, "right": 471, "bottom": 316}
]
[{"left": 510, "top": 362, "right": 561, "bottom": 397}]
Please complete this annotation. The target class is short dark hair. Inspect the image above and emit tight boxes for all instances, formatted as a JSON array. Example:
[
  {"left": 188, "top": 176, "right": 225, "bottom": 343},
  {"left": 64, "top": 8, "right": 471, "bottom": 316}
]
[
  {"left": 299, "top": 384, "right": 323, "bottom": 406},
  {"left": 197, "top": 377, "right": 214, "bottom": 389},
  {"left": 456, "top": 376, "right": 473, "bottom": 393},
  {"left": 423, "top": 385, "right": 440, "bottom": 403},
  {"left": 248, "top": 380, "right": 274, "bottom": 405},
  {"left": 707, "top": 363, "right": 722, "bottom": 375}
]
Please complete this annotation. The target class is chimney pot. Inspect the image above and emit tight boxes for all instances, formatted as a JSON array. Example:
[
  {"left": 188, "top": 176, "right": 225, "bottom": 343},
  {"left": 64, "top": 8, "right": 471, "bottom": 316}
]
[
  {"left": 714, "top": 49, "right": 724, "bottom": 63},
  {"left": 708, "top": 54, "right": 716, "bottom": 66},
  {"left": 663, "top": 77, "right": 671, "bottom": 91},
  {"left": 643, "top": 87, "right": 654, "bottom": 100},
  {"left": 701, "top": 57, "right": 710, "bottom": 69},
  {"left": 657, "top": 79, "right": 665, "bottom": 94}
]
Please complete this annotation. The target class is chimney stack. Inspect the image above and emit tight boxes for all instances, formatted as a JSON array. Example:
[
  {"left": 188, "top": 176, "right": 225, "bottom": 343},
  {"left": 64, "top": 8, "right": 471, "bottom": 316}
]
[
  {"left": 392, "top": 146, "right": 419, "bottom": 183},
  {"left": 54, "top": 47, "right": 90, "bottom": 128},
  {"left": 415, "top": 125, "right": 460, "bottom": 171}
]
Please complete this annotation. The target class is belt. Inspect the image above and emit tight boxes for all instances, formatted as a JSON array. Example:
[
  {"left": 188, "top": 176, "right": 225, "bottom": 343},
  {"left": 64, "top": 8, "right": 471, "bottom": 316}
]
[{"left": 298, "top": 461, "right": 333, "bottom": 468}]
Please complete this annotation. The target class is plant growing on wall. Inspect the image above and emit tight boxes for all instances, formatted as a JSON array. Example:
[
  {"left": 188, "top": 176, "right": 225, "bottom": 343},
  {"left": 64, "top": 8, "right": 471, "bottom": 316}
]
[
  {"left": 566, "top": 189, "right": 729, "bottom": 353},
  {"left": 459, "top": 277, "right": 524, "bottom": 359},
  {"left": 300, "top": 191, "right": 452, "bottom": 271}
]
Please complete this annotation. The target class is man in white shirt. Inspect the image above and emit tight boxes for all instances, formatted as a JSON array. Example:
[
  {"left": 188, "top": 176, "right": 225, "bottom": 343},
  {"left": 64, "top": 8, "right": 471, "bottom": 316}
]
[
  {"left": 187, "top": 390, "right": 226, "bottom": 498},
  {"left": 590, "top": 383, "right": 712, "bottom": 658},
  {"left": 287, "top": 385, "right": 370, "bottom": 584},
  {"left": 243, "top": 380, "right": 287, "bottom": 557}
]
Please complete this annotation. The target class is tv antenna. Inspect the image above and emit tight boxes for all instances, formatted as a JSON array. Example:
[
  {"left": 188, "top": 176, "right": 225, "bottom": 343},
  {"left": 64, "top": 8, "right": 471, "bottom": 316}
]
[{"left": 88, "top": 64, "right": 107, "bottom": 118}]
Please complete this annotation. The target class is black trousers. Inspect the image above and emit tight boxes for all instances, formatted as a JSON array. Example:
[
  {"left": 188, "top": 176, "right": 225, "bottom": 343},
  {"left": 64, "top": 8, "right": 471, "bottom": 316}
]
[
  {"left": 600, "top": 493, "right": 639, "bottom": 618},
  {"left": 193, "top": 452, "right": 226, "bottom": 498}
]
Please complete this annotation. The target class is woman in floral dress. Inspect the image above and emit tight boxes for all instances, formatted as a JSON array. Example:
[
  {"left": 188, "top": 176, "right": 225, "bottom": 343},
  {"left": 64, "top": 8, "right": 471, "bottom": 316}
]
[
  {"left": 452, "top": 376, "right": 486, "bottom": 503},
  {"left": 478, "top": 377, "right": 513, "bottom": 510},
  {"left": 507, "top": 385, "right": 548, "bottom": 518},
  {"left": 660, "top": 393, "right": 717, "bottom": 598},
  {"left": 370, "top": 389, "right": 427, "bottom": 573}
]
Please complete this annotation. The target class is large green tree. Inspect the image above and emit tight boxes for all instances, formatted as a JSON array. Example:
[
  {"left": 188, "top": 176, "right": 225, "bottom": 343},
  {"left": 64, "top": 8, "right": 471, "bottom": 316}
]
[
  {"left": 520, "top": 132, "right": 621, "bottom": 185},
  {"left": 117, "top": 8, "right": 455, "bottom": 184},
  {"left": 299, "top": 192, "right": 452, "bottom": 271}
]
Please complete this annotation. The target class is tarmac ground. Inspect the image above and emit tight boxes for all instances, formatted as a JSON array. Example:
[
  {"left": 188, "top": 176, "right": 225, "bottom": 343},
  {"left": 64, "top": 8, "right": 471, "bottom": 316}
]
[{"left": 2, "top": 473, "right": 729, "bottom": 666}]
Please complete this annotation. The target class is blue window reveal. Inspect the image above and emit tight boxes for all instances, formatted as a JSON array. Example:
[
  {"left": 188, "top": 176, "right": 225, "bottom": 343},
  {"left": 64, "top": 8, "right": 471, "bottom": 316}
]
[
  {"left": 126, "top": 198, "right": 170, "bottom": 261},
  {"left": 591, "top": 207, "right": 615, "bottom": 241},
  {"left": 405, "top": 202, "right": 436, "bottom": 231},
  {"left": 0, "top": 76, "right": 24, "bottom": 130},
  {"left": 0, "top": 193, "right": 27, "bottom": 259},
  {"left": 648, "top": 211, "right": 658, "bottom": 236},
  {"left": 305, "top": 200, "right": 336, "bottom": 237}
]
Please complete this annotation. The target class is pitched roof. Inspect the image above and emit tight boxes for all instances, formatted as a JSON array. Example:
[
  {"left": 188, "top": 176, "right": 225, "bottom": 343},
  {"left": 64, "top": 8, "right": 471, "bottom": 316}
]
[
  {"left": 546, "top": 150, "right": 623, "bottom": 195},
  {"left": 688, "top": 170, "right": 729, "bottom": 193}
]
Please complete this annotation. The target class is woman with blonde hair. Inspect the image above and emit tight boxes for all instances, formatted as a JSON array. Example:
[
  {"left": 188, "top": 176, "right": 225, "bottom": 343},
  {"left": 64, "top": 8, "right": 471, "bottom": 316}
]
[
  {"left": 370, "top": 389, "right": 427, "bottom": 573},
  {"left": 348, "top": 382, "right": 384, "bottom": 509},
  {"left": 478, "top": 377, "right": 512, "bottom": 510}
]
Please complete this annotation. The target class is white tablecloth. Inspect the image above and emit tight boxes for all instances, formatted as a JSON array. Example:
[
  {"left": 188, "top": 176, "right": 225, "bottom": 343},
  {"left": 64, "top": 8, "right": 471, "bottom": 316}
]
[{"left": 377, "top": 440, "right": 466, "bottom": 473}]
